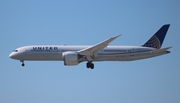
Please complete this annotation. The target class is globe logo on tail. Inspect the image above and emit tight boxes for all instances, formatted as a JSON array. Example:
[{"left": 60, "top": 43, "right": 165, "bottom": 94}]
[{"left": 143, "top": 35, "right": 161, "bottom": 49}]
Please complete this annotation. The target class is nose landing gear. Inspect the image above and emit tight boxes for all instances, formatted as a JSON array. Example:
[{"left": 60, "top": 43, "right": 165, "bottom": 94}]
[
  {"left": 20, "top": 60, "right": 25, "bottom": 67},
  {"left": 22, "top": 63, "right": 25, "bottom": 66}
]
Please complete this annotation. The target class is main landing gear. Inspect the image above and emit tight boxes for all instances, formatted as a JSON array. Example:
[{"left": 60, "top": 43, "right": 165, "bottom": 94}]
[
  {"left": 86, "top": 62, "right": 94, "bottom": 69},
  {"left": 20, "top": 60, "right": 25, "bottom": 67}
]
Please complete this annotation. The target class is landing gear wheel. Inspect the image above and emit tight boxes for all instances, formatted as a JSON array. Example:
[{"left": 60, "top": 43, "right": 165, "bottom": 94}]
[
  {"left": 22, "top": 63, "right": 25, "bottom": 66},
  {"left": 91, "top": 63, "right": 94, "bottom": 69},
  {"left": 86, "top": 62, "right": 94, "bottom": 69},
  {"left": 86, "top": 63, "right": 90, "bottom": 68}
]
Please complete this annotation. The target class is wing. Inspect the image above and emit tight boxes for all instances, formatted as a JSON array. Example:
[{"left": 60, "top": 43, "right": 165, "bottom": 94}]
[{"left": 78, "top": 34, "right": 121, "bottom": 61}]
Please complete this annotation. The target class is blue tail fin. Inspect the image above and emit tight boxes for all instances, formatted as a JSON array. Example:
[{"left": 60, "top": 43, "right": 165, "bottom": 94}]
[{"left": 142, "top": 24, "right": 170, "bottom": 49}]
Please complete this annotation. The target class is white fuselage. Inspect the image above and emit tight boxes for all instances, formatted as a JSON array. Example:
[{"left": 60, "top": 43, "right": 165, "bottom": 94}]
[
  {"left": 9, "top": 25, "right": 171, "bottom": 68},
  {"left": 9, "top": 45, "right": 169, "bottom": 62}
]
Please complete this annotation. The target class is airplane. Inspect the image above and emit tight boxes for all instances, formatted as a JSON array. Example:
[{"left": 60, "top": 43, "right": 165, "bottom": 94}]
[{"left": 9, "top": 24, "right": 171, "bottom": 69}]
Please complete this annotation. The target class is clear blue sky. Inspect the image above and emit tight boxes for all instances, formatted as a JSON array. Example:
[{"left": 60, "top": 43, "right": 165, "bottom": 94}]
[{"left": 1, "top": 0, "right": 180, "bottom": 103}]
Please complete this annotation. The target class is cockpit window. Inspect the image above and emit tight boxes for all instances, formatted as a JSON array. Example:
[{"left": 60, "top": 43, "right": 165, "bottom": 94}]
[{"left": 13, "top": 50, "right": 18, "bottom": 52}]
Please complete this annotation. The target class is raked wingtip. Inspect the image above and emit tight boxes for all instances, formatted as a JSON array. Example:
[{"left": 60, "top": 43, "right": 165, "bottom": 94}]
[{"left": 113, "top": 34, "right": 122, "bottom": 38}]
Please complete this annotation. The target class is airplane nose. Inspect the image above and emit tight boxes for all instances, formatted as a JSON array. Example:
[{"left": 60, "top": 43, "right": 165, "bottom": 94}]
[
  {"left": 9, "top": 53, "right": 15, "bottom": 59},
  {"left": 9, "top": 52, "right": 22, "bottom": 60}
]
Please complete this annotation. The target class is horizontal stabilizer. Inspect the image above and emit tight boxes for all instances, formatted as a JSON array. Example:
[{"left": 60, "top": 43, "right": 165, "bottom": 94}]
[{"left": 151, "top": 46, "right": 172, "bottom": 53}]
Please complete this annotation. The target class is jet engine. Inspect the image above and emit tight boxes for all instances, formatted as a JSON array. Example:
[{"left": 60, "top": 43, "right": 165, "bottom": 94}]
[{"left": 62, "top": 51, "right": 79, "bottom": 65}]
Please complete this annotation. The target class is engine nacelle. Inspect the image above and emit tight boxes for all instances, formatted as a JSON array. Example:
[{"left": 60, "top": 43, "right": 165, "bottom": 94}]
[{"left": 62, "top": 51, "right": 79, "bottom": 66}]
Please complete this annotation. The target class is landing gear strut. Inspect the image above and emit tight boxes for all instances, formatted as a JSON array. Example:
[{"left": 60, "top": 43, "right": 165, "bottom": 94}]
[
  {"left": 20, "top": 60, "right": 25, "bottom": 67},
  {"left": 86, "top": 62, "right": 94, "bottom": 69}
]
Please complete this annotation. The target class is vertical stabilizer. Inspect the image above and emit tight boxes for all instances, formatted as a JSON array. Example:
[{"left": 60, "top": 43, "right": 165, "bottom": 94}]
[{"left": 142, "top": 24, "right": 170, "bottom": 49}]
